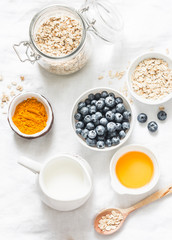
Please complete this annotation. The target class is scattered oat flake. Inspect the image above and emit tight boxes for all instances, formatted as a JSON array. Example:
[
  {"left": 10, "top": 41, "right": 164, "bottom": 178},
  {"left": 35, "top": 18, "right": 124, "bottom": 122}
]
[
  {"left": 129, "top": 98, "right": 133, "bottom": 104},
  {"left": 20, "top": 76, "right": 25, "bottom": 81},
  {"left": 159, "top": 106, "right": 165, "bottom": 111},
  {"left": 16, "top": 85, "right": 23, "bottom": 92},
  {"left": 10, "top": 91, "right": 16, "bottom": 97},
  {"left": 109, "top": 70, "right": 115, "bottom": 79},
  {"left": 7, "top": 84, "right": 11, "bottom": 89},
  {"left": 1, "top": 94, "right": 9, "bottom": 102},
  {"left": 98, "top": 76, "right": 104, "bottom": 80},
  {"left": 166, "top": 48, "right": 169, "bottom": 55},
  {"left": 0, "top": 75, "right": 3, "bottom": 81},
  {"left": 11, "top": 81, "right": 17, "bottom": 86}
]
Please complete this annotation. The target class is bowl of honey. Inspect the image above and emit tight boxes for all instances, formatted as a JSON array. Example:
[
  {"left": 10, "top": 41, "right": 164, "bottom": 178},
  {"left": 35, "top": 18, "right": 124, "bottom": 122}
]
[{"left": 110, "top": 144, "right": 160, "bottom": 195}]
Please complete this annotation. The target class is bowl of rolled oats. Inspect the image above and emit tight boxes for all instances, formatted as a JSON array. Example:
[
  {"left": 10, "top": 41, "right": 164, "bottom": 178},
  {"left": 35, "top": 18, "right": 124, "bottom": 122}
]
[{"left": 127, "top": 52, "right": 172, "bottom": 105}]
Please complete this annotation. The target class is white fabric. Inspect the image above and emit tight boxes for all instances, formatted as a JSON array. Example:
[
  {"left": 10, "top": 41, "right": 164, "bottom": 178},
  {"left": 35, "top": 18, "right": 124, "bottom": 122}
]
[{"left": 0, "top": 0, "right": 172, "bottom": 239}]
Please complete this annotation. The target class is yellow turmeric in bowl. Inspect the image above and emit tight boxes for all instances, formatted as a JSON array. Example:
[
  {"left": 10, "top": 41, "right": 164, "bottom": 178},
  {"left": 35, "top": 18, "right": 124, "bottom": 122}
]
[{"left": 12, "top": 97, "right": 48, "bottom": 135}]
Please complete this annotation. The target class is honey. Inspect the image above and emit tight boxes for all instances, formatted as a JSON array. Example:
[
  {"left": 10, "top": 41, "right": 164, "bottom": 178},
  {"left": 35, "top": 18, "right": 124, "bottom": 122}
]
[{"left": 116, "top": 151, "right": 154, "bottom": 188}]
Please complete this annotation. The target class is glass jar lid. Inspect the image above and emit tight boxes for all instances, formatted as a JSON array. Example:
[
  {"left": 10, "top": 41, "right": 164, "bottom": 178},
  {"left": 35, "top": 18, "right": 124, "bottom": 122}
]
[{"left": 80, "top": 0, "right": 123, "bottom": 43}]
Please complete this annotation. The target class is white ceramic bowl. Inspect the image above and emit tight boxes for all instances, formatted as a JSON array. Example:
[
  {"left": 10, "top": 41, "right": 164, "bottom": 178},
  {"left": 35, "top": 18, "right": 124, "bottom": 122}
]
[
  {"left": 71, "top": 87, "right": 134, "bottom": 151},
  {"left": 8, "top": 92, "right": 54, "bottom": 139},
  {"left": 110, "top": 144, "right": 160, "bottom": 195},
  {"left": 127, "top": 52, "right": 172, "bottom": 105}
]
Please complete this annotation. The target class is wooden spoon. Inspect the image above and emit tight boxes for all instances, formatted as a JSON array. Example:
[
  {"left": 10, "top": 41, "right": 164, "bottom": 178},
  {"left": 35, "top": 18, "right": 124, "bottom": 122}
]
[{"left": 94, "top": 186, "right": 172, "bottom": 235}]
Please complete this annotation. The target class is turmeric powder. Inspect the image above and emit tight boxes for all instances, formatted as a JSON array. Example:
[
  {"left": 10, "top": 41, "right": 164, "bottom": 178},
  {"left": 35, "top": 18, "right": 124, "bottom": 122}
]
[{"left": 12, "top": 97, "right": 48, "bottom": 135}]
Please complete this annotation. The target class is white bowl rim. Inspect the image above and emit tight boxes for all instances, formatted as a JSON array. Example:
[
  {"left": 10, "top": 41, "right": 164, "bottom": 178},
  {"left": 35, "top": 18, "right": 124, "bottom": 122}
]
[
  {"left": 110, "top": 144, "right": 160, "bottom": 195},
  {"left": 8, "top": 91, "right": 54, "bottom": 138},
  {"left": 71, "top": 87, "right": 134, "bottom": 152},
  {"left": 39, "top": 153, "right": 93, "bottom": 202},
  {"left": 127, "top": 52, "right": 172, "bottom": 105}
]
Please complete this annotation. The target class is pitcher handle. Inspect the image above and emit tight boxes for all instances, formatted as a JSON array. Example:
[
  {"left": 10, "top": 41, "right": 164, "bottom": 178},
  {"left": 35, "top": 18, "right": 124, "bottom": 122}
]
[{"left": 18, "top": 156, "right": 42, "bottom": 174}]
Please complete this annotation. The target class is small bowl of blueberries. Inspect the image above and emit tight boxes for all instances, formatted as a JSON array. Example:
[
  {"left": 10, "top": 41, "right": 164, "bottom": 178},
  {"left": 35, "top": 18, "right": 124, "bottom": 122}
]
[{"left": 71, "top": 87, "right": 134, "bottom": 151}]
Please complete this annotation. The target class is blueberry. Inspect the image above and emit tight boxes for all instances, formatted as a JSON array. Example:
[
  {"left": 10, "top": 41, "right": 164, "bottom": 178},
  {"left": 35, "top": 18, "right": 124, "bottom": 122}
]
[
  {"left": 94, "top": 120, "right": 100, "bottom": 126},
  {"left": 107, "top": 122, "right": 117, "bottom": 133},
  {"left": 88, "top": 130, "right": 97, "bottom": 139},
  {"left": 85, "top": 98, "right": 91, "bottom": 105},
  {"left": 80, "top": 107, "right": 89, "bottom": 116},
  {"left": 97, "top": 141, "right": 105, "bottom": 149},
  {"left": 122, "top": 122, "right": 130, "bottom": 131},
  {"left": 105, "top": 139, "right": 112, "bottom": 147},
  {"left": 91, "top": 114, "right": 97, "bottom": 123},
  {"left": 96, "top": 125, "right": 105, "bottom": 136},
  {"left": 116, "top": 103, "right": 125, "bottom": 113},
  {"left": 88, "top": 93, "right": 95, "bottom": 101},
  {"left": 105, "top": 96, "right": 115, "bottom": 108},
  {"left": 103, "top": 106, "right": 110, "bottom": 113},
  {"left": 78, "top": 102, "right": 86, "bottom": 110},
  {"left": 109, "top": 92, "right": 115, "bottom": 98},
  {"left": 76, "top": 121, "right": 84, "bottom": 129},
  {"left": 108, "top": 131, "right": 117, "bottom": 138},
  {"left": 74, "top": 113, "right": 82, "bottom": 121},
  {"left": 100, "top": 117, "right": 108, "bottom": 126},
  {"left": 95, "top": 93, "right": 101, "bottom": 100},
  {"left": 119, "top": 130, "right": 126, "bottom": 139},
  {"left": 95, "top": 112, "right": 103, "bottom": 120},
  {"left": 123, "top": 111, "right": 131, "bottom": 121},
  {"left": 101, "top": 91, "right": 108, "bottom": 98},
  {"left": 89, "top": 105, "right": 96, "bottom": 114},
  {"left": 157, "top": 111, "right": 167, "bottom": 121},
  {"left": 116, "top": 123, "right": 122, "bottom": 131},
  {"left": 76, "top": 128, "right": 82, "bottom": 135},
  {"left": 112, "top": 108, "right": 116, "bottom": 114},
  {"left": 91, "top": 100, "right": 97, "bottom": 105},
  {"left": 97, "top": 136, "right": 105, "bottom": 141},
  {"left": 137, "top": 113, "right": 147, "bottom": 123},
  {"left": 96, "top": 99, "right": 105, "bottom": 110},
  {"left": 81, "top": 129, "right": 89, "bottom": 139},
  {"left": 114, "top": 113, "right": 123, "bottom": 123},
  {"left": 111, "top": 136, "right": 120, "bottom": 145},
  {"left": 86, "top": 122, "right": 95, "bottom": 130},
  {"left": 148, "top": 121, "right": 158, "bottom": 132},
  {"left": 86, "top": 138, "right": 96, "bottom": 147},
  {"left": 105, "top": 111, "right": 115, "bottom": 121},
  {"left": 84, "top": 115, "right": 92, "bottom": 123},
  {"left": 115, "top": 97, "right": 123, "bottom": 104}
]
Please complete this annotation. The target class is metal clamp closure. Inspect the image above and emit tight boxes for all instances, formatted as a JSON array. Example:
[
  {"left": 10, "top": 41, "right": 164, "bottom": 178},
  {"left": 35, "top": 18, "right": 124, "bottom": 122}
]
[{"left": 13, "top": 41, "right": 40, "bottom": 64}]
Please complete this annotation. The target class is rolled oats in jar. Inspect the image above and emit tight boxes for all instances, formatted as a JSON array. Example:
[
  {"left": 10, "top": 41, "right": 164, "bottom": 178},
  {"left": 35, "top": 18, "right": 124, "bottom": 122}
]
[{"left": 14, "top": 1, "right": 123, "bottom": 75}]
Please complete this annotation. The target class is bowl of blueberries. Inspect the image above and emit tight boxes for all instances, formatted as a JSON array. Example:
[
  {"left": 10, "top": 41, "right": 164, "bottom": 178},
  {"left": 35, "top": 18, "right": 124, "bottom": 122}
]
[{"left": 71, "top": 87, "right": 134, "bottom": 150}]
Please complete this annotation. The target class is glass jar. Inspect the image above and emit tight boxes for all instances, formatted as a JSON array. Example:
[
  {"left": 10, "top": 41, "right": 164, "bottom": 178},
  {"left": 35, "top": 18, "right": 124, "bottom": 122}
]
[{"left": 14, "top": 0, "right": 123, "bottom": 75}]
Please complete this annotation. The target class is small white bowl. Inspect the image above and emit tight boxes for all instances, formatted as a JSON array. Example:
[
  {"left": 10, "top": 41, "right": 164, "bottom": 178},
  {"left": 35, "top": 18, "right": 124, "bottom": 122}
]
[
  {"left": 71, "top": 87, "right": 134, "bottom": 151},
  {"left": 127, "top": 52, "right": 172, "bottom": 105},
  {"left": 110, "top": 144, "right": 160, "bottom": 195},
  {"left": 8, "top": 92, "right": 54, "bottom": 139}
]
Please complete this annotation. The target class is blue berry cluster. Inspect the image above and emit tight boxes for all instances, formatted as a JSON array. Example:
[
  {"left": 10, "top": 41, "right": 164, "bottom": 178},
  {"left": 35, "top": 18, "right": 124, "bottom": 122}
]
[
  {"left": 137, "top": 110, "right": 167, "bottom": 133},
  {"left": 74, "top": 91, "right": 131, "bottom": 149}
]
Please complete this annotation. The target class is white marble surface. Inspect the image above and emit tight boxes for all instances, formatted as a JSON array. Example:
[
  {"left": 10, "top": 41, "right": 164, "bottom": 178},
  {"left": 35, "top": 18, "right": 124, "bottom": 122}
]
[{"left": 0, "top": 0, "right": 172, "bottom": 239}]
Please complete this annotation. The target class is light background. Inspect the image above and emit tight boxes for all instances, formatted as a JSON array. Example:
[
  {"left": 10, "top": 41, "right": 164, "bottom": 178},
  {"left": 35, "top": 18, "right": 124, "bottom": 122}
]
[{"left": 0, "top": 0, "right": 172, "bottom": 239}]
